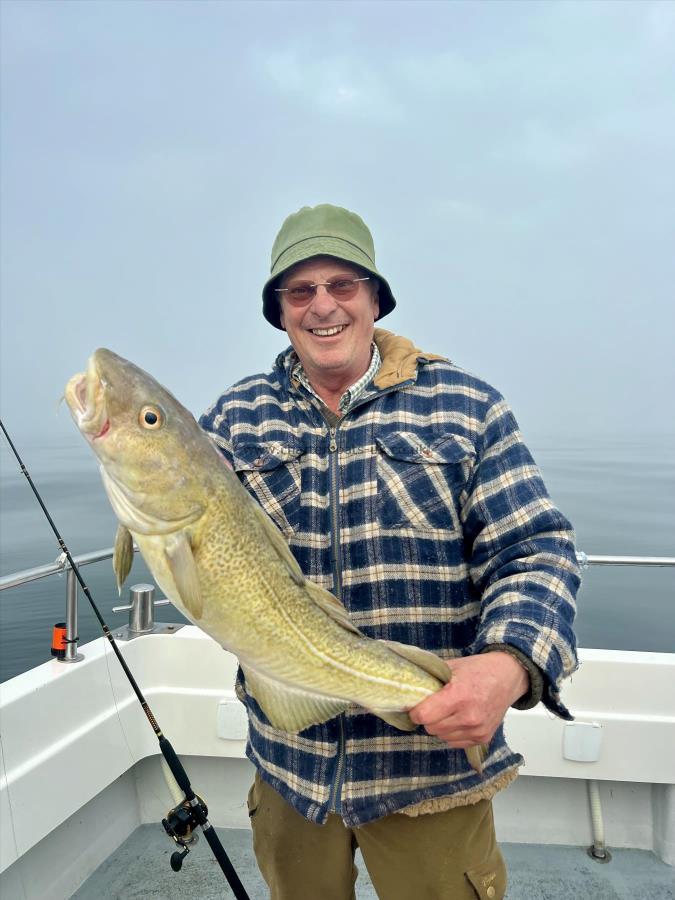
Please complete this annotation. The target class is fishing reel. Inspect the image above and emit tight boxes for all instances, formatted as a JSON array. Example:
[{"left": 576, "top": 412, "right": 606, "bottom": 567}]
[{"left": 162, "top": 794, "right": 208, "bottom": 871}]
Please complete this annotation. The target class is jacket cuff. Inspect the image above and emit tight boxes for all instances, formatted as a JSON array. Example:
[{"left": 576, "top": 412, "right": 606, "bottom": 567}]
[{"left": 480, "top": 644, "right": 545, "bottom": 711}]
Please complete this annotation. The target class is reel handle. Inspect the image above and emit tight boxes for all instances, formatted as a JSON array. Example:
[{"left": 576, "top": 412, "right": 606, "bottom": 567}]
[{"left": 170, "top": 846, "right": 189, "bottom": 871}]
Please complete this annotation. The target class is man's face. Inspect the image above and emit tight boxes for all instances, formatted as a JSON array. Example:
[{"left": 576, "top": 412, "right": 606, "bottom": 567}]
[{"left": 278, "top": 256, "right": 379, "bottom": 387}]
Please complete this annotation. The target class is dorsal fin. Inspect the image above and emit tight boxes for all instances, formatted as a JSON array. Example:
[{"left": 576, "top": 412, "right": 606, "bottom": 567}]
[
  {"left": 247, "top": 489, "right": 362, "bottom": 634},
  {"left": 303, "top": 579, "right": 362, "bottom": 635},
  {"left": 377, "top": 643, "right": 484, "bottom": 773},
  {"left": 370, "top": 709, "right": 417, "bottom": 731},
  {"left": 379, "top": 639, "right": 452, "bottom": 684},
  {"left": 248, "top": 496, "right": 305, "bottom": 586}
]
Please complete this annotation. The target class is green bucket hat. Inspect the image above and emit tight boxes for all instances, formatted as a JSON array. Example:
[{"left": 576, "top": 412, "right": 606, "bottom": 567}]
[{"left": 262, "top": 204, "right": 396, "bottom": 330}]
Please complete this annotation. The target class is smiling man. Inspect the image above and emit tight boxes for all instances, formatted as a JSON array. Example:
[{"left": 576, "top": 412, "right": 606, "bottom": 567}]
[
  {"left": 200, "top": 204, "right": 579, "bottom": 899},
  {"left": 276, "top": 256, "right": 379, "bottom": 413}
]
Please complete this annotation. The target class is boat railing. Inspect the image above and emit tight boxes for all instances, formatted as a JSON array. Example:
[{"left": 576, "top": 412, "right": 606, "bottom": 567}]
[
  {"left": 1, "top": 550, "right": 674, "bottom": 664},
  {"left": 0, "top": 545, "right": 170, "bottom": 663},
  {"left": 575, "top": 553, "right": 675, "bottom": 567}
]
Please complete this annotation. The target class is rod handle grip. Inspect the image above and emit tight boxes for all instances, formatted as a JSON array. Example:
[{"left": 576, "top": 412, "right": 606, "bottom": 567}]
[{"left": 159, "top": 736, "right": 193, "bottom": 798}]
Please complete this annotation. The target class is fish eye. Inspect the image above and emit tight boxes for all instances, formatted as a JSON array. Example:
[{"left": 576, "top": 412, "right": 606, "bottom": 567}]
[{"left": 139, "top": 405, "right": 163, "bottom": 429}]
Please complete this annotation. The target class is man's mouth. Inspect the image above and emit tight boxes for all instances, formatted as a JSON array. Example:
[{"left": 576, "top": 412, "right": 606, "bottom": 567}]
[{"left": 309, "top": 325, "right": 347, "bottom": 337}]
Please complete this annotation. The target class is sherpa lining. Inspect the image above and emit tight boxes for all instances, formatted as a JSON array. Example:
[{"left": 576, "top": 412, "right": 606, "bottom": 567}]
[
  {"left": 398, "top": 766, "right": 520, "bottom": 817},
  {"left": 373, "top": 328, "right": 447, "bottom": 389}
]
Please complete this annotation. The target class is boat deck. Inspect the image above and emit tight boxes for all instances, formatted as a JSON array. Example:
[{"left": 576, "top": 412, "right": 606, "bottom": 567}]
[{"left": 72, "top": 824, "right": 674, "bottom": 899}]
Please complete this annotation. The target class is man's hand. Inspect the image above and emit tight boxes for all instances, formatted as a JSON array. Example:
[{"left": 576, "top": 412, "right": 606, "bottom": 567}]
[{"left": 409, "top": 651, "right": 530, "bottom": 748}]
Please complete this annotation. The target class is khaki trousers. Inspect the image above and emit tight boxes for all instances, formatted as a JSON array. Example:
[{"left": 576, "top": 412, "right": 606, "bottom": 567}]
[{"left": 247, "top": 772, "right": 507, "bottom": 900}]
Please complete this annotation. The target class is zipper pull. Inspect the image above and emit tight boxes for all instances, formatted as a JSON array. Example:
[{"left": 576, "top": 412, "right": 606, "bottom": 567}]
[{"left": 329, "top": 427, "right": 337, "bottom": 452}]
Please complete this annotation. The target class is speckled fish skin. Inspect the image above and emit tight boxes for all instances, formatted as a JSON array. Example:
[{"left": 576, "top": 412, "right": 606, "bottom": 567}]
[{"left": 64, "top": 349, "right": 461, "bottom": 738}]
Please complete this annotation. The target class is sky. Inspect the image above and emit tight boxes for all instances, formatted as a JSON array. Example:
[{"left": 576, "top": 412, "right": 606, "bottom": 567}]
[{"left": 1, "top": 0, "right": 674, "bottom": 449}]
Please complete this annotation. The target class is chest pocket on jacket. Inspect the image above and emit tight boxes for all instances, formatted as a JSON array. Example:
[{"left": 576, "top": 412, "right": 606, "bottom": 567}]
[
  {"left": 375, "top": 432, "right": 475, "bottom": 531},
  {"left": 231, "top": 439, "right": 304, "bottom": 538}
]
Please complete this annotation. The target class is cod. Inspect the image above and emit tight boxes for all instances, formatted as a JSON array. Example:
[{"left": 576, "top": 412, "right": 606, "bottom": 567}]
[{"left": 65, "top": 349, "right": 481, "bottom": 772}]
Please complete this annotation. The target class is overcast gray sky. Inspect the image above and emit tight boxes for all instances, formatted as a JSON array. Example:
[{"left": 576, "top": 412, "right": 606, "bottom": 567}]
[{"left": 1, "top": 0, "right": 674, "bottom": 447}]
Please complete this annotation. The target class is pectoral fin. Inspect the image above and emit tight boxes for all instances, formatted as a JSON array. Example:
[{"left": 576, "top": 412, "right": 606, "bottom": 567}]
[
  {"left": 242, "top": 665, "right": 348, "bottom": 733},
  {"left": 164, "top": 532, "right": 203, "bottom": 620},
  {"left": 249, "top": 498, "right": 306, "bottom": 586},
  {"left": 112, "top": 524, "right": 134, "bottom": 594},
  {"left": 303, "top": 579, "right": 362, "bottom": 635}
]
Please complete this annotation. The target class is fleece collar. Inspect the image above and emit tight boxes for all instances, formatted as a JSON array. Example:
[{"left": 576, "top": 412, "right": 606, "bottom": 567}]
[{"left": 372, "top": 328, "right": 447, "bottom": 389}]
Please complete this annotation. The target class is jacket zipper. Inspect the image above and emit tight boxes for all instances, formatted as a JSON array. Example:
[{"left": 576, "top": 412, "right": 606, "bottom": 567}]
[
  {"left": 330, "top": 714, "right": 346, "bottom": 813},
  {"left": 325, "top": 388, "right": 416, "bottom": 813},
  {"left": 327, "top": 422, "right": 346, "bottom": 813},
  {"left": 328, "top": 425, "right": 342, "bottom": 598}
]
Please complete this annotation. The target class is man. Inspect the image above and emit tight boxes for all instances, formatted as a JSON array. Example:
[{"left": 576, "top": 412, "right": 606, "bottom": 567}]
[{"left": 200, "top": 204, "right": 579, "bottom": 899}]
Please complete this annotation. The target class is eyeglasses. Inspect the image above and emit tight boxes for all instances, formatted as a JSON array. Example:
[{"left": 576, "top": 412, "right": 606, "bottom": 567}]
[{"left": 275, "top": 276, "right": 370, "bottom": 305}]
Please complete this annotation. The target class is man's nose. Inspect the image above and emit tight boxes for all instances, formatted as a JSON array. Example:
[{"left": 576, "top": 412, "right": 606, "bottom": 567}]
[{"left": 310, "top": 285, "right": 338, "bottom": 315}]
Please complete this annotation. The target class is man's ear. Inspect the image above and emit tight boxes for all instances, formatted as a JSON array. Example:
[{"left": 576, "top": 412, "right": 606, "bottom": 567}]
[{"left": 371, "top": 282, "right": 380, "bottom": 320}]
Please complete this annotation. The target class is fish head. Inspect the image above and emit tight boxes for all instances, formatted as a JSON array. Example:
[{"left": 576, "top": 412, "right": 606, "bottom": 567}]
[{"left": 64, "top": 348, "right": 220, "bottom": 535}]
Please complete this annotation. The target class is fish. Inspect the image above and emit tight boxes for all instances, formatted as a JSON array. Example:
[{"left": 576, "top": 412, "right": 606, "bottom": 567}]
[{"left": 64, "top": 349, "right": 483, "bottom": 773}]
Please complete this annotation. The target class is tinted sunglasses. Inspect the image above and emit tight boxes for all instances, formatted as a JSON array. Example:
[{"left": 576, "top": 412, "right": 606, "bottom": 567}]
[{"left": 276, "top": 276, "right": 370, "bottom": 305}]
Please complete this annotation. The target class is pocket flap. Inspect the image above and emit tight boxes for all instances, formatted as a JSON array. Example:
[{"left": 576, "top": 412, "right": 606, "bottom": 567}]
[
  {"left": 465, "top": 852, "right": 506, "bottom": 899},
  {"left": 232, "top": 440, "right": 304, "bottom": 473},
  {"left": 376, "top": 431, "right": 475, "bottom": 465}
]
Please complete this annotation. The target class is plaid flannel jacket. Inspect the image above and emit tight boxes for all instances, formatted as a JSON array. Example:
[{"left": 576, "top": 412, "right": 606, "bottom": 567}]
[{"left": 199, "top": 329, "right": 579, "bottom": 827}]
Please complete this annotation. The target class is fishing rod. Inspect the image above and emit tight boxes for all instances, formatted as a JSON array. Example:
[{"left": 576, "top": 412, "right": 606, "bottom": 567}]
[{"left": 0, "top": 420, "right": 251, "bottom": 899}]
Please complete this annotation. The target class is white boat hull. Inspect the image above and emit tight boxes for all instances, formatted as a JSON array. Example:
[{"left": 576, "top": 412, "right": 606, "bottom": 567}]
[{"left": 1, "top": 628, "right": 673, "bottom": 898}]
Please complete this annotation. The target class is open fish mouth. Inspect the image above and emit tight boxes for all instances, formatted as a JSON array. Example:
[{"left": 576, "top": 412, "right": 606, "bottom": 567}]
[{"left": 64, "top": 355, "right": 109, "bottom": 438}]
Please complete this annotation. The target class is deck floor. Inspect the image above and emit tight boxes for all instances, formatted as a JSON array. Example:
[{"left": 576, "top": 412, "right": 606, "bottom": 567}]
[
  {"left": 73, "top": 825, "right": 675, "bottom": 900},
  {"left": 72, "top": 824, "right": 674, "bottom": 899}
]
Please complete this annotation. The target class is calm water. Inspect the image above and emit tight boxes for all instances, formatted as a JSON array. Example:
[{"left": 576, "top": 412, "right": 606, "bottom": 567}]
[{"left": 1, "top": 434, "right": 674, "bottom": 683}]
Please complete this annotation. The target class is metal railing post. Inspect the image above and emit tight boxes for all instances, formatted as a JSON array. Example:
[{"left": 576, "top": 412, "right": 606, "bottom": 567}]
[{"left": 60, "top": 566, "right": 84, "bottom": 663}]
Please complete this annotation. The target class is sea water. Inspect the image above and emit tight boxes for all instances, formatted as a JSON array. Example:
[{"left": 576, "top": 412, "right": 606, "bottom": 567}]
[{"left": 1, "top": 434, "right": 674, "bottom": 683}]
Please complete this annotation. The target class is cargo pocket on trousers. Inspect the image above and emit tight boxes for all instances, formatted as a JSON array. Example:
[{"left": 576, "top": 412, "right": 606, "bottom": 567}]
[{"left": 465, "top": 847, "right": 507, "bottom": 899}]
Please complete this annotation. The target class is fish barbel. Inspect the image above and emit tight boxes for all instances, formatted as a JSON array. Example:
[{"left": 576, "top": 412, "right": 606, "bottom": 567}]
[{"left": 64, "top": 349, "right": 482, "bottom": 771}]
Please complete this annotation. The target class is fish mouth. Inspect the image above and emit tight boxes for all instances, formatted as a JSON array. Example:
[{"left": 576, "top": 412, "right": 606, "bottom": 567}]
[{"left": 64, "top": 355, "right": 109, "bottom": 439}]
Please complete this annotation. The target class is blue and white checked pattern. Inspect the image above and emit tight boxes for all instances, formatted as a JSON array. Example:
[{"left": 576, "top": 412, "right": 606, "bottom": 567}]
[{"left": 199, "top": 331, "right": 579, "bottom": 826}]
